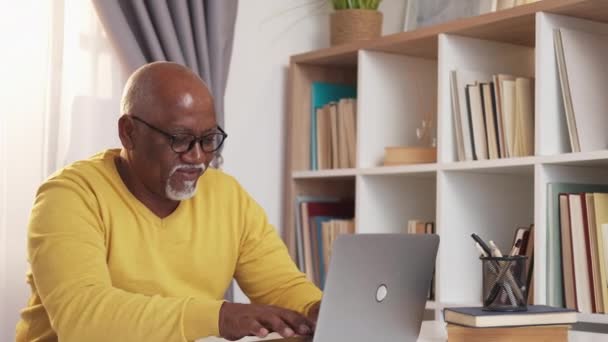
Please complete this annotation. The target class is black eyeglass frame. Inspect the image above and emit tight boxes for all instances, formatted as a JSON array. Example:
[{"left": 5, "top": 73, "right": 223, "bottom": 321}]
[{"left": 129, "top": 115, "right": 227, "bottom": 154}]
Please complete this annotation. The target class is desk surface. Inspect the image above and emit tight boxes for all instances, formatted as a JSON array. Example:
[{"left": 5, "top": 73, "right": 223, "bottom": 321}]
[{"left": 200, "top": 321, "right": 607, "bottom": 342}]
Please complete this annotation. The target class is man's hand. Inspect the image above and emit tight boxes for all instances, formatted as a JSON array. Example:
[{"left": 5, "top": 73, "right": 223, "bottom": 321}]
[
  {"left": 218, "top": 302, "right": 316, "bottom": 341},
  {"left": 307, "top": 301, "right": 321, "bottom": 323}
]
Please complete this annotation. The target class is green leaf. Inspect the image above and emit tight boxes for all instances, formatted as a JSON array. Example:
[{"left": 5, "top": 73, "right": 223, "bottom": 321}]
[
  {"left": 331, "top": 0, "right": 347, "bottom": 10},
  {"left": 332, "top": 0, "right": 381, "bottom": 10}
]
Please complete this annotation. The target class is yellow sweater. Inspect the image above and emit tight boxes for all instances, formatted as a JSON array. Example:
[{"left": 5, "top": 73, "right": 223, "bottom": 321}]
[{"left": 15, "top": 149, "right": 321, "bottom": 342}]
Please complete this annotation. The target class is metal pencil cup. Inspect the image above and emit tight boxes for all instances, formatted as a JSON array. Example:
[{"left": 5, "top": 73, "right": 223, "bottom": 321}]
[{"left": 481, "top": 255, "right": 528, "bottom": 312}]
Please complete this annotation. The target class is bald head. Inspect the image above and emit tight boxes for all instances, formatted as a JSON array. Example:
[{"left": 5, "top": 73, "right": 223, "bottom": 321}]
[{"left": 120, "top": 61, "right": 214, "bottom": 121}]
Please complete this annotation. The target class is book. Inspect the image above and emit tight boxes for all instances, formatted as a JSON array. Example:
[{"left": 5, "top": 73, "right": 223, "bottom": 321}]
[
  {"left": 514, "top": 77, "right": 534, "bottom": 156},
  {"left": 554, "top": 28, "right": 608, "bottom": 153},
  {"left": 585, "top": 194, "right": 604, "bottom": 313},
  {"left": 342, "top": 99, "right": 357, "bottom": 168},
  {"left": 569, "top": 194, "right": 593, "bottom": 313},
  {"left": 481, "top": 82, "right": 499, "bottom": 160},
  {"left": 443, "top": 305, "right": 577, "bottom": 328},
  {"left": 553, "top": 29, "right": 579, "bottom": 152},
  {"left": 492, "top": 75, "right": 507, "bottom": 158},
  {"left": 316, "top": 106, "right": 332, "bottom": 170},
  {"left": 594, "top": 194, "right": 608, "bottom": 312},
  {"left": 559, "top": 194, "right": 576, "bottom": 310},
  {"left": 450, "top": 71, "right": 466, "bottom": 161},
  {"left": 447, "top": 324, "right": 570, "bottom": 342},
  {"left": 500, "top": 79, "right": 517, "bottom": 157},
  {"left": 467, "top": 83, "right": 488, "bottom": 160}
]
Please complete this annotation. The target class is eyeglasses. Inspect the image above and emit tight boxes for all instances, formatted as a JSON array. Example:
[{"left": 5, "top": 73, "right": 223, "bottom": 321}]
[{"left": 130, "top": 115, "right": 227, "bottom": 154}]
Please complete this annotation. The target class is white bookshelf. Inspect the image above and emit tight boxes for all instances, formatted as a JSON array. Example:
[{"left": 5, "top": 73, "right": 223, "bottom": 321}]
[{"left": 284, "top": 0, "right": 608, "bottom": 327}]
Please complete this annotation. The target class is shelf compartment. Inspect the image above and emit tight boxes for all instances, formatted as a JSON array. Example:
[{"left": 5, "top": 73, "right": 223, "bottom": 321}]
[
  {"left": 357, "top": 50, "right": 437, "bottom": 169},
  {"left": 534, "top": 163, "right": 608, "bottom": 306},
  {"left": 356, "top": 173, "right": 436, "bottom": 235},
  {"left": 288, "top": 63, "right": 357, "bottom": 172},
  {"left": 437, "top": 170, "right": 534, "bottom": 305},
  {"left": 535, "top": 12, "right": 608, "bottom": 156},
  {"left": 437, "top": 33, "right": 535, "bottom": 164}
]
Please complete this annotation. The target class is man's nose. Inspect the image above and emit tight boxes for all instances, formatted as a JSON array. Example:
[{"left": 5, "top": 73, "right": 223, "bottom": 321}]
[{"left": 180, "top": 141, "right": 207, "bottom": 165}]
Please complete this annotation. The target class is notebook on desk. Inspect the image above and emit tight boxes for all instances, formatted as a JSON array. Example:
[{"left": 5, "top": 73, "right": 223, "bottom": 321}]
[
  {"left": 444, "top": 305, "right": 577, "bottom": 328},
  {"left": 268, "top": 233, "right": 440, "bottom": 342}
]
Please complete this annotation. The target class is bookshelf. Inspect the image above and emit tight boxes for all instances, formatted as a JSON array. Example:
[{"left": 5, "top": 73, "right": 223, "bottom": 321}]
[{"left": 283, "top": 0, "right": 608, "bottom": 326}]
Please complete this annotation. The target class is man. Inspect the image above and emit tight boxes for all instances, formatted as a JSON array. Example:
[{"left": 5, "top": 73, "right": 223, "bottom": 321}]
[{"left": 16, "top": 62, "right": 322, "bottom": 342}]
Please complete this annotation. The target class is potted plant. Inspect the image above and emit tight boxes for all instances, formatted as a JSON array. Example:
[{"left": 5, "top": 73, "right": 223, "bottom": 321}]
[{"left": 330, "top": 0, "right": 383, "bottom": 46}]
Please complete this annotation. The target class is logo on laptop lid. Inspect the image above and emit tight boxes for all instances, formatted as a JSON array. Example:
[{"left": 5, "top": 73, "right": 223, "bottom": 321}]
[{"left": 376, "top": 284, "right": 388, "bottom": 302}]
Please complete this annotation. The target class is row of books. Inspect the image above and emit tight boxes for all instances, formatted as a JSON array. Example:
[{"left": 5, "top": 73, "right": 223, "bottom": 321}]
[
  {"left": 407, "top": 220, "right": 436, "bottom": 300},
  {"left": 310, "top": 82, "right": 357, "bottom": 170},
  {"left": 294, "top": 196, "right": 355, "bottom": 288},
  {"left": 546, "top": 183, "right": 608, "bottom": 314},
  {"left": 554, "top": 27, "right": 608, "bottom": 153},
  {"left": 314, "top": 99, "right": 357, "bottom": 170},
  {"left": 450, "top": 69, "right": 534, "bottom": 161}
]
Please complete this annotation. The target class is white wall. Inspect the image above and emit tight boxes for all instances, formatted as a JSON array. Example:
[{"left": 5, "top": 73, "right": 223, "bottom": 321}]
[{"left": 223, "top": 0, "right": 407, "bottom": 302}]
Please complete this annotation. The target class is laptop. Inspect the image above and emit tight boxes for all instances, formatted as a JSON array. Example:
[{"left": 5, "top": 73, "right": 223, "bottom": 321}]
[{"left": 270, "top": 233, "right": 439, "bottom": 342}]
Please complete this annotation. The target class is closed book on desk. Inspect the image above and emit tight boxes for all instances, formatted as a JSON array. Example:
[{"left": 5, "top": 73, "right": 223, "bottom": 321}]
[
  {"left": 444, "top": 305, "right": 577, "bottom": 328},
  {"left": 447, "top": 324, "right": 570, "bottom": 342}
]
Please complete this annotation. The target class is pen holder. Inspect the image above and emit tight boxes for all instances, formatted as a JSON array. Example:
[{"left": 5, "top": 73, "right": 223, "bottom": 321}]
[{"left": 481, "top": 255, "right": 528, "bottom": 312}]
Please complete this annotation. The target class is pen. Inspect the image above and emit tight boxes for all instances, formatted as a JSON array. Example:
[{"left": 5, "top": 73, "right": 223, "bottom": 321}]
[
  {"left": 489, "top": 240, "right": 503, "bottom": 257},
  {"left": 471, "top": 233, "right": 493, "bottom": 256},
  {"left": 475, "top": 243, "right": 489, "bottom": 257}
]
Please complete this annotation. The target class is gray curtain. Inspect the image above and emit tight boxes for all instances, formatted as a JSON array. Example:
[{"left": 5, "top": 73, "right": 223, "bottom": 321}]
[
  {"left": 91, "top": 0, "right": 238, "bottom": 300},
  {"left": 92, "top": 0, "right": 238, "bottom": 128}
]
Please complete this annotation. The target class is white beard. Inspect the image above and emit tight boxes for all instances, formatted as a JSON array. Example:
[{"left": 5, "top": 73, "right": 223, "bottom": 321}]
[{"left": 165, "top": 163, "right": 206, "bottom": 201}]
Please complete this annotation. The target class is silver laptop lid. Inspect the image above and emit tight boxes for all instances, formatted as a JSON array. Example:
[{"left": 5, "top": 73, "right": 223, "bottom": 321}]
[{"left": 313, "top": 233, "right": 439, "bottom": 342}]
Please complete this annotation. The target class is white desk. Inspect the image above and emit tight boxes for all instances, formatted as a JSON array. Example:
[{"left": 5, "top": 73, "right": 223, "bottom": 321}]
[{"left": 200, "top": 321, "right": 607, "bottom": 341}]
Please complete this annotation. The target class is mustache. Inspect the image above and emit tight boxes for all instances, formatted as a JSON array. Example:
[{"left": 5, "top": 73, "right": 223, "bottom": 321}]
[{"left": 170, "top": 163, "right": 206, "bottom": 173}]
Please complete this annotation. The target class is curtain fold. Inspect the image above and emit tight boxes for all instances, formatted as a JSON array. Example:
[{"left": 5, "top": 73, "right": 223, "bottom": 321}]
[{"left": 91, "top": 0, "right": 238, "bottom": 127}]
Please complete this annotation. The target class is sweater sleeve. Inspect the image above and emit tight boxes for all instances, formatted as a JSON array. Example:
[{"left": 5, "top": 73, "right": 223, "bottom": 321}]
[
  {"left": 234, "top": 189, "right": 323, "bottom": 315},
  {"left": 28, "top": 177, "right": 223, "bottom": 342}
]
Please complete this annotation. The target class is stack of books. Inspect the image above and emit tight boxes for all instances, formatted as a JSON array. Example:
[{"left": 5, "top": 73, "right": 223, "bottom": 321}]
[
  {"left": 450, "top": 69, "right": 534, "bottom": 161},
  {"left": 444, "top": 305, "right": 577, "bottom": 342}
]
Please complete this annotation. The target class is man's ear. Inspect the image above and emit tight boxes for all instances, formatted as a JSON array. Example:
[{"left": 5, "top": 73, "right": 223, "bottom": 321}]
[{"left": 118, "top": 115, "right": 136, "bottom": 150}]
